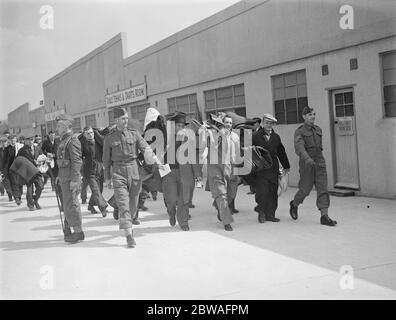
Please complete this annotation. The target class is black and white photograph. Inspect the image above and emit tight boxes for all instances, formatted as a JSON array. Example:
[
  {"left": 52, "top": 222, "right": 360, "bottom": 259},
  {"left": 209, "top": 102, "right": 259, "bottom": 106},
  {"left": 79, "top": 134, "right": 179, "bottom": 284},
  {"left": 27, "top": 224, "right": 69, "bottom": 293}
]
[{"left": 0, "top": 0, "right": 395, "bottom": 303}]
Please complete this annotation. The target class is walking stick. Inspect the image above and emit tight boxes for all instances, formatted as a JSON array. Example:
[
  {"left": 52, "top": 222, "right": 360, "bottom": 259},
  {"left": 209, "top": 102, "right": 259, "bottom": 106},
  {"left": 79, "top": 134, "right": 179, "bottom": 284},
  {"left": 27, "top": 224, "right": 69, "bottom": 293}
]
[{"left": 54, "top": 183, "right": 65, "bottom": 233}]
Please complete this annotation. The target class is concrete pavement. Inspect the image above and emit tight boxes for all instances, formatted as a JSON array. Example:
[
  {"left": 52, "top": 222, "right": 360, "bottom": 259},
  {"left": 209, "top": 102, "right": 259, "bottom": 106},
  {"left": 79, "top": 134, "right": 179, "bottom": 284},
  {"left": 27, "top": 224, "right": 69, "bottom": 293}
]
[{"left": 0, "top": 183, "right": 395, "bottom": 299}]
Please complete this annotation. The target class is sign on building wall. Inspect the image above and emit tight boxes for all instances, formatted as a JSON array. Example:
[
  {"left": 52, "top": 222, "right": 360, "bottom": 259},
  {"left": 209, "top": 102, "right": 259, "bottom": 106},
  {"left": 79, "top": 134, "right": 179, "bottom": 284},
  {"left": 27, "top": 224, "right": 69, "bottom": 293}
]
[
  {"left": 44, "top": 109, "right": 65, "bottom": 122},
  {"left": 105, "top": 83, "right": 147, "bottom": 108}
]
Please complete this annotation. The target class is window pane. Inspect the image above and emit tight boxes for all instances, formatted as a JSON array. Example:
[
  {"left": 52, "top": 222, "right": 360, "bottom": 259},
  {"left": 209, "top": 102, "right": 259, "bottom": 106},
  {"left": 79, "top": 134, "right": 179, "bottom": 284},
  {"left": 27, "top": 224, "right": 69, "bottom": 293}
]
[
  {"left": 233, "top": 84, "right": 245, "bottom": 96},
  {"left": 274, "top": 100, "right": 285, "bottom": 114},
  {"left": 274, "top": 88, "right": 284, "bottom": 100},
  {"left": 382, "top": 51, "right": 396, "bottom": 70},
  {"left": 296, "top": 70, "right": 306, "bottom": 84},
  {"left": 344, "top": 92, "right": 353, "bottom": 104},
  {"left": 286, "top": 111, "right": 298, "bottom": 124},
  {"left": 204, "top": 91, "right": 215, "bottom": 109},
  {"left": 384, "top": 85, "right": 396, "bottom": 102},
  {"left": 216, "top": 87, "right": 232, "bottom": 99},
  {"left": 285, "top": 98, "right": 297, "bottom": 112},
  {"left": 204, "top": 90, "right": 215, "bottom": 101},
  {"left": 216, "top": 96, "right": 233, "bottom": 108},
  {"left": 383, "top": 69, "right": 396, "bottom": 86},
  {"left": 168, "top": 105, "right": 176, "bottom": 113},
  {"left": 176, "top": 95, "right": 189, "bottom": 106},
  {"left": 298, "top": 97, "right": 308, "bottom": 122},
  {"left": 345, "top": 104, "right": 354, "bottom": 116},
  {"left": 285, "top": 86, "right": 297, "bottom": 99},
  {"left": 234, "top": 95, "right": 245, "bottom": 106},
  {"left": 276, "top": 112, "right": 286, "bottom": 124},
  {"left": 335, "top": 93, "right": 344, "bottom": 105},
  {"left": 297, "top": 84, "right": 307, "bottom": 98},
  {"left": 284, "top": 72, "right": 297, "bottom": 86},
  {"left": 205, "top": 100, "right": 215, "bottom": 109},
  {"left": 189, "top": 94, "right": 197, "bottom": 104},
  {"left": 385, "top": 102, "right": 396, "bottom": 117},
  {"left": 168, "top": 98, "right": 176, "bottom": 108},
  {"left": 336, "top": 105, "right": 344, "bottom": 117},
  {"left": 273, "top": 75, "right": 284, "bottom": 89}
]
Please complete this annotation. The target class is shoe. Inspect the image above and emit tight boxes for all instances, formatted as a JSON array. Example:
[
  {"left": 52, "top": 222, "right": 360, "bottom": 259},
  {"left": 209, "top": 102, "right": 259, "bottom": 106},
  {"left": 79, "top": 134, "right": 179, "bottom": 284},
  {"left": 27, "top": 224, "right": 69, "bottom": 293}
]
[
  {"left": 132, "top": 218, "right": 140, "bottom": 225},
  {"left": 126, "top": 235, "right": 136, "bottom": 248},
  {"left": 63, "top": 227, "right": 72, "bottom": 241},
  {"left": 28, "top": 206, "right": 35, "bottom": 211},
  {"left": 139, "top": 205, "right": 148, "bottom": 211},
  {"left": 113, "top": 208, "right": 119, "bottom": 220},
  {"left": 15, "top": 198, "right": 22, "bottom": 206},
  {"left": 289, "top": 201, "right": 298, "bottom": 220},
  {"left": 266, "top": 216, "right": 280, "bottom": 222},
  {"left": 9, "top": 197, "right": 13, "bottom": 202},
  {"left": 229, "top": 200, "right": 239, "bottom": 214},
  {"left": 100, "top": 207, "right": 108, "bottom": 218},
  {"left": 64, "top": 231, "right": 85, "bottom": 243},
  {"left": 230, "top": 207, "right": 239, "bottom": 214},
  {"left": 34, "top": 201, "right": 41, "bottom": 210},
  {"left": 189, "top": 203, "right": 195, "bottom": 209},
  {"left": 187, "top": 213, "right": 192, "bottom": 220},
  {"left": 88, "top": 205, "right": 98, "bottom": 214},
  {"left": 320, "top": 215, "right": 337, "bottom": 227},
  {"left": 181, "top": 225, "right": 190, "bottom": 231},
  {"left": 258, "top": 214, "right": 266, "bottom": 224},
  {"left": 169, "top": 216, "right": 176, "bottom": 226},
  {"left": 224, "top": 224, "right": 233, "bottom": 231}
]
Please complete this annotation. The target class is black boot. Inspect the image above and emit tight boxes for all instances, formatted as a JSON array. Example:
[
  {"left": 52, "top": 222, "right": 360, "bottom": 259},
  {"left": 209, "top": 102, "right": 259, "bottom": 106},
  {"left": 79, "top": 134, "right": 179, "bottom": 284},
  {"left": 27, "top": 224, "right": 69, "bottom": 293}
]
[
  {"left": 289, "top": 201, "right": 298, "bottom": 220},
  {"left": 229, "top": 199, "right": 239, "bottom": 214},
  {"left": 320, "top": 215, "right": 337, "bottom": 227},
  {"left": 88, "top": 204, "right": 98, "bottom": 214},
  {"left": 64, "top": 231, "right": 85, "bottom": 243},
  {"left": 224, "top": 224, "right": 233, "bottom": 231},
  {"left": 113, "top": 208, "right": 119, "bottom": 220}
]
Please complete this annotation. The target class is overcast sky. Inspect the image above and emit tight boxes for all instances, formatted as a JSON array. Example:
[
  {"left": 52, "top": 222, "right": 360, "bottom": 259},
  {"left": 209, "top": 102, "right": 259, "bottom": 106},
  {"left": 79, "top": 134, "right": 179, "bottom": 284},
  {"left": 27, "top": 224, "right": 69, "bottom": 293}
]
[{"left": 0, "top": 0, "right": 240, "bottom": 120}]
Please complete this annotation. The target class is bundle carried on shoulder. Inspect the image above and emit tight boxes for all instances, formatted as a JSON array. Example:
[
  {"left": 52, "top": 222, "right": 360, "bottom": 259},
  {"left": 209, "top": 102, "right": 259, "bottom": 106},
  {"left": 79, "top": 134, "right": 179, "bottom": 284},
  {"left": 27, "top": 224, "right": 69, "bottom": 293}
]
[{"left": 9, "top": 156, "right": 40, "bottom": 185}]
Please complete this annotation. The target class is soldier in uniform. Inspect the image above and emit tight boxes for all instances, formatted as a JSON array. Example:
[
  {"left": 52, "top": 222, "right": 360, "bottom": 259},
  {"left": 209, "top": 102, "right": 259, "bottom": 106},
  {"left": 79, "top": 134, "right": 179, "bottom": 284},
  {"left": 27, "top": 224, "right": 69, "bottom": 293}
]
[
  {"left": 289, "top": 106, "right": 337, "bottom": 226},
  {"left": 163, "top": 111, "right": 202, "bottom": 231},
  {"left": 103, "top": 107, "right": 163, "bottom": 248},
  {"left": 55, "top": 114, "right": 85, "bottom": 243}
]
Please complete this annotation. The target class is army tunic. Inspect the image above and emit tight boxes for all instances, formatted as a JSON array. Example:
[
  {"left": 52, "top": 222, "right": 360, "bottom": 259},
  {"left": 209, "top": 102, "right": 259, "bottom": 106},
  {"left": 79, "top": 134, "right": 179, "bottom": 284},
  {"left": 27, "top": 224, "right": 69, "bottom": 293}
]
[
  {"left": 103, "top": 127, "right": 158, "bottom": 230},
  {"left": 293, "top": 122, "right": 329, "bottom": 213},
  {"left": 57, "top": 132, "right": 83, "bottom": 228}
]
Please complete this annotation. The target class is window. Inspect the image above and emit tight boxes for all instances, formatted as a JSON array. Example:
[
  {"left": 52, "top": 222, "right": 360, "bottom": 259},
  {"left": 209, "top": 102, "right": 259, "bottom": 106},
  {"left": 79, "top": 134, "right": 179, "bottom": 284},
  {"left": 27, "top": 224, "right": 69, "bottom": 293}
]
[
  {"left": 85, "top": 114, "right": 96, "bottom": 128},
  {"left": 272, "top": 70, "right": 308, "bottom": 124},
  {"left": 73, "top": 117, "right": 81, "bottom": 132},
  {"left": 128, "top": 103, "right": 150, "bottom": 123},
  {"left": 334, "top": 91, "right": 354, "bottom": 117},
  {"left": 204, "top": 84, "right": 246, "bottom": 118},
  {"left": 382, "top": 51, "right": 396, "bottom": 117},
  {"left": 168, "top": 94, "right": 198, "bottom": 121}
]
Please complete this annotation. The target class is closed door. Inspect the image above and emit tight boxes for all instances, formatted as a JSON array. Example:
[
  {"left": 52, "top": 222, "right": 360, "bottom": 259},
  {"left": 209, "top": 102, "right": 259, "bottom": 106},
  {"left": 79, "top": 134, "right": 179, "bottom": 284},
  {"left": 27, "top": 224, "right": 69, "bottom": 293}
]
[{"left": 332, "top": 88, "right": 360, "bottom": 189}]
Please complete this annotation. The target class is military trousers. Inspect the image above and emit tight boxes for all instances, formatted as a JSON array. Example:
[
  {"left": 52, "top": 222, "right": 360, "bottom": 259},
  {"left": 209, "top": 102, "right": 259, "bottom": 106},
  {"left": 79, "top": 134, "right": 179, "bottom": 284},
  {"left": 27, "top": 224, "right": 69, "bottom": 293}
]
[
  {"left": 60, "top": 181, "right": 82, "bottom": 228},
  {"left": 207, "top": 164, "right": 234, "bottom": 226},
  {"left": 112, "top": 164, "right": 142, "bottom": 230},
  {"left": 162, "top": 169, "right": 191, "bottom": 228},
  {"left": 293, "top": 159, "right": 330, "bottom": 213}
]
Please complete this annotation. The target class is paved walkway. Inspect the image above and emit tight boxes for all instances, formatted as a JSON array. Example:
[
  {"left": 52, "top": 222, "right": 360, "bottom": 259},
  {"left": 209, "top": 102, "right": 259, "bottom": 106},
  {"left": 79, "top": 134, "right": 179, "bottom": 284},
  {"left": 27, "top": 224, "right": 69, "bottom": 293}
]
[{"left": 1, "top": 184, "right": 395, "bottom": 299}]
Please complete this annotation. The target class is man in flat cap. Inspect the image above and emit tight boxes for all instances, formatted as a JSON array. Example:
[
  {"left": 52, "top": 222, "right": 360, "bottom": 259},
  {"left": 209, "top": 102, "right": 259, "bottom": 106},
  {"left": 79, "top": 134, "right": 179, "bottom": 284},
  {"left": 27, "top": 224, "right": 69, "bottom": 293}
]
[
  {"left": 251, "top": 113, "right": 290, "bottom": 223},
  {"left": 16, "top": 135, "right": 44, "bottom": 211},
  {"left": 163, "top": 111, "right": 202, "bottom": 231},
  {"left": 55, "top": 113, "right": 85, "bottom": 242},
  {"left": 103, "top": 107, "right": 163, "bottom": 248},
  {"left": 290, "top": 106, "right": 337, "bottom": 226}
]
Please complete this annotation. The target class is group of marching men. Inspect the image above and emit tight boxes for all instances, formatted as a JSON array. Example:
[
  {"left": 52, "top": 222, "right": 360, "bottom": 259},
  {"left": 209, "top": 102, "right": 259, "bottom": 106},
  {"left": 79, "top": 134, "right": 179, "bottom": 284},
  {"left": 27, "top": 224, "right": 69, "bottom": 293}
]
[{"left": 0, "top": 104, "right": 337, "bottom": 248}]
